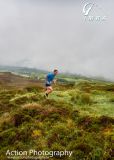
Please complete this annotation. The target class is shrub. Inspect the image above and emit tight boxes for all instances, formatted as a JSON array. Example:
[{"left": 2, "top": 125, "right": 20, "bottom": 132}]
[
  {"left": 71, "top": 109, "right": 79, "bottom": 122},
  {"left": 15, "top": 125, "right": 33, "bottom": 142},
  {"left": 14, "top": 141, "right": 28, "bottom": 150},
  {"left": 77, "top": 116, "right": 93, "bottom": 129},
  {"left": 22, "top": 103, "right": 42, "bottom": 110},
  {"left": 25, "top": 85, "right": 43, "bottom": 93},
  {"left": 12, "top": 112, "right": 32, "bottom": 127},
  {"left": 47, "top": 123, "right": 70, "bottom": 147},
  {"left": 90, "top": 147, "right": 104, "bottom": 160},
  {"left": 0, "top": 129, "right": 16, "bottom": 146},
  {"left": 98, "top": 116, "right": 114, "bottom": 127},
  {"left": 109, "top": 97, "right": 114, "bottom": 102},
  {"left": 71, "top": 93, "right": 92, "bottom": 105},
  {"left": 81, "top": 93, "right": 92, "bottom": 104}
]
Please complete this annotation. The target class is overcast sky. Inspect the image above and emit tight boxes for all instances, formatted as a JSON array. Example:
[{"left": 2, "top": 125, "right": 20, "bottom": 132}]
[{"left": 0, "top": 0, "right": 114, "bottom": 80}]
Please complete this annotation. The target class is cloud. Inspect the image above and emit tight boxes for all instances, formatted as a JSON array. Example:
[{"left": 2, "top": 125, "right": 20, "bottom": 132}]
[{"left": 0, "top": 0, "right": 114, "bottom": 80}]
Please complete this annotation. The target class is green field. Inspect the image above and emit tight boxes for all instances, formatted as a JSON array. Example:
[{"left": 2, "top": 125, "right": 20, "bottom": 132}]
[{"left": 0, "top": 72, "right": 114, "bottom": 160}]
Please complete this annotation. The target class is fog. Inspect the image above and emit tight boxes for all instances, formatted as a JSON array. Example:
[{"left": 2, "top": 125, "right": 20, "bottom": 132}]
[{"left": 0, "top": 0, "right": 114, "bottom": 80}]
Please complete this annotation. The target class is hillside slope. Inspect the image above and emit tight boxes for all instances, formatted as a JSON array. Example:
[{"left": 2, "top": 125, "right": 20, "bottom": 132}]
[
  {"left": 0, "top": 72, "right": 43, "bottom": 88},
  {"left": 0, "top": 73, "right": 114, "bottom": 160}
]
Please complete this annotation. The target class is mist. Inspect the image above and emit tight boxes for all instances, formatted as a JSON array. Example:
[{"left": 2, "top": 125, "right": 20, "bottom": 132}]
[{"left": 0, "top": 0, "right": 114, "bottom": 80}]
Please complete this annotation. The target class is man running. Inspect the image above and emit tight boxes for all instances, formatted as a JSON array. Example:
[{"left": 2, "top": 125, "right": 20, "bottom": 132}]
[{"left": 45, "top": 69, "right": 58, "bottom": 97}]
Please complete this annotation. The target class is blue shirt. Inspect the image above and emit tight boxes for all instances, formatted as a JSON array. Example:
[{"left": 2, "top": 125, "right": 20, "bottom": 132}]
[{"left": 46, "top": 73, "right": 55, "bottom": 84}]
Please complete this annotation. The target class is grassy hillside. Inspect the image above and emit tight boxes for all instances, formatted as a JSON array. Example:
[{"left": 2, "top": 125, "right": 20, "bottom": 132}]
[{"left": 0, "top": 72, "right": 114, "bottom": 160}]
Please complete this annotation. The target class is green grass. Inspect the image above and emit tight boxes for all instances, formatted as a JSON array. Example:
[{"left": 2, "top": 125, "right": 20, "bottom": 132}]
[{"left": 0, "top": 77, "right": 114, "bottom": 160}]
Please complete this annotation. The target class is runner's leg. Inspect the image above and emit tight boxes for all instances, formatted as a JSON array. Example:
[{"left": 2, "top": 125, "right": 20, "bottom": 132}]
[{"left": 45, "top": 86, "right": 53, "bottom": 95}]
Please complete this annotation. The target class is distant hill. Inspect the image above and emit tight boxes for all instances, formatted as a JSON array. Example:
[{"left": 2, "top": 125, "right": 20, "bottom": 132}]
[
  {"left": 0, "top": 65, "right": 112, "bottom": 83},
  {"left": 0, "top": 72, "right": 43, "bottom": 89},
  {"left": 0, "top": 65, "right": 47, "bottom": 76}
]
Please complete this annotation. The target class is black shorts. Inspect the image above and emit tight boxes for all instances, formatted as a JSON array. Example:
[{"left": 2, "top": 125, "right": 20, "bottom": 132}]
[{"left": 45, "top": 83, "right": 51, "bottom": 87}]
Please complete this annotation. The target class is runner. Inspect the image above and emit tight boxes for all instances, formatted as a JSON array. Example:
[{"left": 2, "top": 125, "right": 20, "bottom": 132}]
[{"left": 45, "top": 69, "right": 58, "bottom": 98}]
